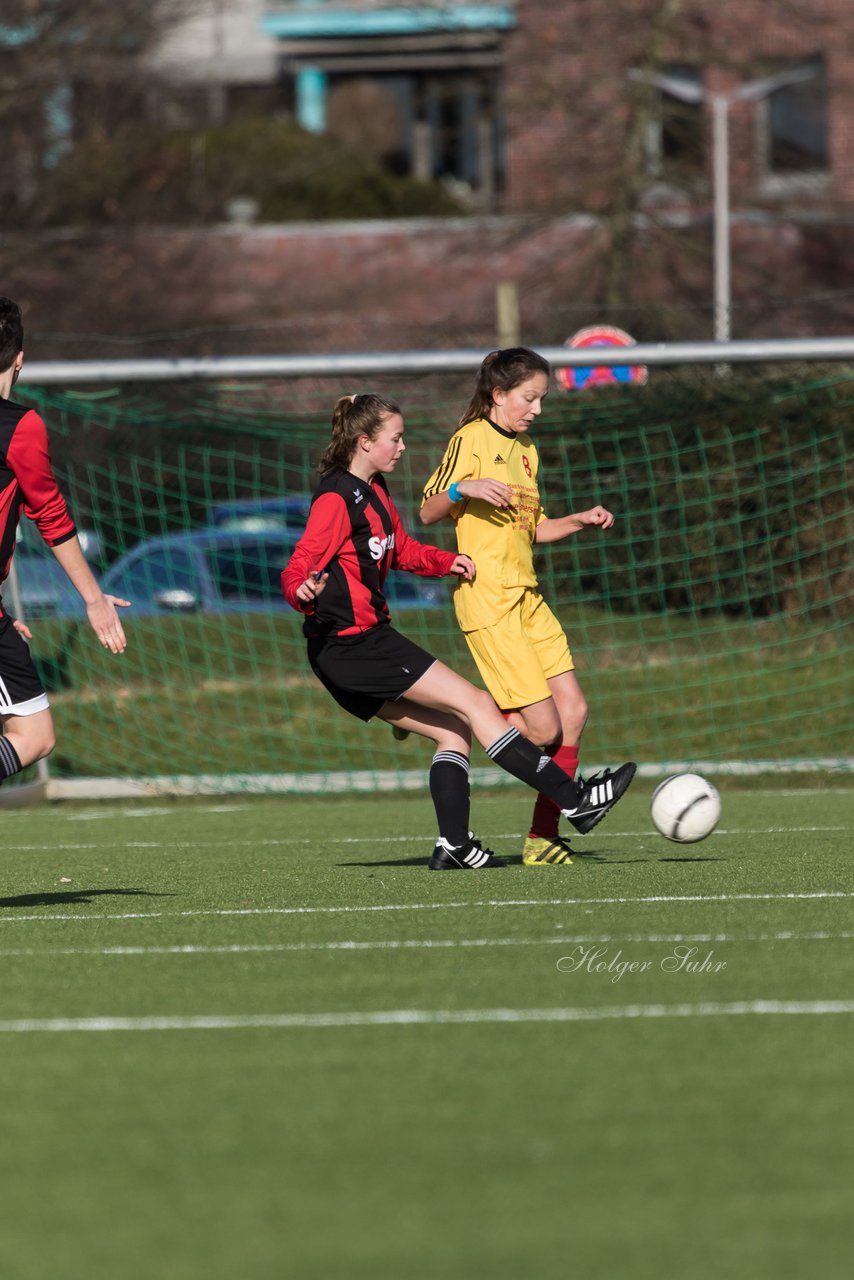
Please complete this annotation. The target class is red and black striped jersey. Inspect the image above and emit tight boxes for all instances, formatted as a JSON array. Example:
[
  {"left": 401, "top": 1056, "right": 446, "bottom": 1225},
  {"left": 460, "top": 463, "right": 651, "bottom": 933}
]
[
  {"left": 282, "top": 468, "right": 457, "bottom": 636},
  {"left": 0, "top": 397, "right": 76, "bottom": 614}
]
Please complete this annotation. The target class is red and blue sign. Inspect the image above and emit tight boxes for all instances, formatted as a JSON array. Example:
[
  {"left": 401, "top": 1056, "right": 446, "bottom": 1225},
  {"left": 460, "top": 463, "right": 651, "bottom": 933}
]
[{"left": 555, "top": 326, "right": 648, "bottom": 391}]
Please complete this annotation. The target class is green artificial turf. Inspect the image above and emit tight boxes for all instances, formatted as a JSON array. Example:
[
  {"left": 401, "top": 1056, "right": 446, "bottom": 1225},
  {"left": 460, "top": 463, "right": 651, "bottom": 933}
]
[
  {"left": 29, "top": 608, "right": 852, "bottom": 777},
  {"left": 0, "top": 784, "right": 851, "bottom": 1279}
]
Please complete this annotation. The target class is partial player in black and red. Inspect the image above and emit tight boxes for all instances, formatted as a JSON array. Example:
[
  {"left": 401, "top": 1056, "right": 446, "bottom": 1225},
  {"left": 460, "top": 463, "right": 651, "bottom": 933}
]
[
  {"left": 283, "top": 463, "right": 458, "bottom": 717},
  {"left": 0, "top": 296, "right": 130, "bottom": 788},
  {"left": 0, "top": 400, "right": 78, "bottom": 604}
]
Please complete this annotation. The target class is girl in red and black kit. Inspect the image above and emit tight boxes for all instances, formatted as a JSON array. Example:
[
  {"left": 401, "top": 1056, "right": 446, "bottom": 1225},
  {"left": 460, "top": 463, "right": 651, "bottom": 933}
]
[
  {"left": 0, "top": 297, "right": 129, "bottom": 789},
  {"left": 282, "top": 394, "right": 633, "bottom": 869}
]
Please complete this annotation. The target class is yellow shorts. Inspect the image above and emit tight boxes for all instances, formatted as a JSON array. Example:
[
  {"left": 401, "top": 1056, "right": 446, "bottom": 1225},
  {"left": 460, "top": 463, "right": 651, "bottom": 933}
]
[{"left": 463, "top": 590, "right": 574, "bottom": 711}]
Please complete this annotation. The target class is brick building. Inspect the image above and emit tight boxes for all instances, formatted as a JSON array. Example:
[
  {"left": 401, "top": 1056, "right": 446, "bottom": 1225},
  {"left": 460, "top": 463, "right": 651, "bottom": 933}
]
[
  {"left": 147, "top": 2, "right": 850, "bottom": 214},
  {"left": 506, "top": 0, "right": 850, "bottom": 214},
  {"left": 3, "top": 1, "right": 853, "bottom": 355}
]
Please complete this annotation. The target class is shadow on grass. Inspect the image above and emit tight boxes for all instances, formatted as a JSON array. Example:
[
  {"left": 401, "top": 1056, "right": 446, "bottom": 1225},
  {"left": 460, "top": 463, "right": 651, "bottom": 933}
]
[
  {"left": 0, "top": 888, "right": 177, "bottom": 909},
  {"left": 555, "top": 852, "right": 727, "bottom": 865},
  {"left": 341, "top": 849, "right": 724, "bottom": 869},
  {"left": 338, "top": 853, "right": 612, "bottom": 868},
  {"left": 340, "top": 856, "right": 451, "bottom": 868},
  {"left": 659, "top": 856, "right": 725, "bottom": 863}
]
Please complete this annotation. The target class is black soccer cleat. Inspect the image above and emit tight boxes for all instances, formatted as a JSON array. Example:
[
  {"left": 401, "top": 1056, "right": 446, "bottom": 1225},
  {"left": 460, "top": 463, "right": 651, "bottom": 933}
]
[
  {"left": 429, "top": 836, "right": 504, "bottom": 870},
  {"left": 563, "top": 762, "right": 637, "bottom": 835}
]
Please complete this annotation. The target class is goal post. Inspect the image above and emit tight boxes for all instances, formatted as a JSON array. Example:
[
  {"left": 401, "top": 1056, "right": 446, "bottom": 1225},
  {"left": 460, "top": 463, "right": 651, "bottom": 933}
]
[{"left": 4, "top": 344, "right": 853, "bottom": 801}]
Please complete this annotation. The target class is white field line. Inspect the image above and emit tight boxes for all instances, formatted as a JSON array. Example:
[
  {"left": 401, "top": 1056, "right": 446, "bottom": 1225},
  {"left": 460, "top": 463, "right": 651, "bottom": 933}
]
[
  {"left": 2, "top": 890, "right": 853, "bottom": 926},
  {"left": 1, "top": 929, "right": 852, "bottom": 959},
  {"left": 0, "top": 825, "right": 849, "bottom": 853},
  {"left": 1, "top": 1000, "right": 853, "bottom": 1034}
]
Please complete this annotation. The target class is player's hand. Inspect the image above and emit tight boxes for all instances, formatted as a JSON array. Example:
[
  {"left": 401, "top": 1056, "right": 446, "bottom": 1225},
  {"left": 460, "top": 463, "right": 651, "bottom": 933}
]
[
  {"left": 578, "top": 505, "right": 615, "bottom": 530},
  {"left": 450, "top": 555, "right": 475, "bottom": 581},
  {"left": 459, "top": 478, "right": 515, "bottom": 509},
  {"left": 87, "top": 594, "right": 130, "bottom": 653},
  {"left": 12, "top": 619, "right": 32, "bottom": 641},
  {"left": 295, "top": 571, "right": 328, "bottom": 605}
]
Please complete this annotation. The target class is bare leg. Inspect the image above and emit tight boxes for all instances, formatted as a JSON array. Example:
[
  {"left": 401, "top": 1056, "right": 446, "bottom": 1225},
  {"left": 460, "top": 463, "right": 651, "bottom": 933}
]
[
  {"left": 377, "top": 699, "right": 471, "bottom": 755},
  {"left": 400, "top": 660, "right": 519, "bottom": 749},
  {"left": 2, "top": 709, "right": 56, "bottom": 771},
  {"left": 507, "top": 671, "right": 588, "bottom": 750}
]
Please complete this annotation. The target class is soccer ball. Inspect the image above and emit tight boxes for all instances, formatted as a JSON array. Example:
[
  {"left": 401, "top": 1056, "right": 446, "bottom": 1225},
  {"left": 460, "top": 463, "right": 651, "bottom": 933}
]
[{"left": 650, "top": 773, "right": 721, "bottom": 844}]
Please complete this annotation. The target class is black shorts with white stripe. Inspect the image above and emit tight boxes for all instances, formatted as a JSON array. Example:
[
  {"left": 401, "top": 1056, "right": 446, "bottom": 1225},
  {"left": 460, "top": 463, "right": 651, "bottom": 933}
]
[
  {"left": 306, "top": 624, "right": 436, "bottom": 722},
  {"left": 0, "top": 611, "right": 50, "bottom": 716}
]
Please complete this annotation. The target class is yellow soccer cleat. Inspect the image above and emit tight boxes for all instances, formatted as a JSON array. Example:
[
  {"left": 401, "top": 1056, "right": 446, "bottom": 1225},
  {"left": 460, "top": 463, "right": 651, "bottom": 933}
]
[{"left": 522, "top": 835, "right": 576, "bottom": 866}]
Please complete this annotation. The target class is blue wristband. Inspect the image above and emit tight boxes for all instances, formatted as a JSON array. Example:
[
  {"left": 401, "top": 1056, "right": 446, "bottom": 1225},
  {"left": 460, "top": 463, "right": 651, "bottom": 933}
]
[{"left": 448, "top": 482, "right": 463, "bottom": 502}]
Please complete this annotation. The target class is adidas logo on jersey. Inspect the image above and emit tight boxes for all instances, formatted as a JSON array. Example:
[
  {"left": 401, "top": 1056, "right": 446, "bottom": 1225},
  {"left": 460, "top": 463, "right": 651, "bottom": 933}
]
[
  {"left": 353, "top": 489, "right": 364, "bottom": 503},
  {"left": 494, "top": 453, "right": 506, "bottom": 464}
]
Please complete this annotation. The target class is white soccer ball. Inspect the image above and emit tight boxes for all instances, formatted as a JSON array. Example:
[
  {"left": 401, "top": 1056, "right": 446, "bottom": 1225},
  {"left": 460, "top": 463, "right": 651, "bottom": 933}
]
[{"left": 650, "top": 773, "right": 721, "bottom": 844}]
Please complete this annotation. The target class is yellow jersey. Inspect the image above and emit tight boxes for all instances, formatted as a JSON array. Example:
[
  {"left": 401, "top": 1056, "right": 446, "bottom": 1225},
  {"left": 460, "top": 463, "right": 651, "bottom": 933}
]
[{"left": 422, "top": 417, "right": 546, "bottom": 631}]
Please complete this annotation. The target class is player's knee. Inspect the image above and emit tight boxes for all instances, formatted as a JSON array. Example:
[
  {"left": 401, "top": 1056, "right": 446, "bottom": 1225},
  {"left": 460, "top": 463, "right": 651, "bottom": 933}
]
[
  {"left": 471, "top": 687, "right": 500, "bottom": 724},
  {"left": 568, "top": 699, "right": 589, "bottom": 739},
  {"left": 32, "top": 728, "right": 56, "bottom": 762},
  {"left": 520, "top": 708, "right": 562, "bottom": 751},
  {"left": 3, "top": 720, "right": 55, "bottom": 768}
]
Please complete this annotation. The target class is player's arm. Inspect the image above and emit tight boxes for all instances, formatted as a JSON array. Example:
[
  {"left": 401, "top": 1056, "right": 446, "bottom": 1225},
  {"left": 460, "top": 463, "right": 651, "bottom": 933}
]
[
  {"left": 281, "top": 493, "right": 350, "bottom": 612},
  {"left": 50, "top": 537, "right": 130, "bottom": 653},
  {"left": 386, "top": 493, "right": 471, "bottom": 578},
  {"left": 419, "top": 432, "right": 512, "bottom": 525},
  {"left": 8, "top": 410, "right": 129, "bottom": 652},
  {"left": 420, "top": 477, "right": 515, "bottom": 525},
  {"left": 534, "top": 506, "right": 615, "bottom": 544}
]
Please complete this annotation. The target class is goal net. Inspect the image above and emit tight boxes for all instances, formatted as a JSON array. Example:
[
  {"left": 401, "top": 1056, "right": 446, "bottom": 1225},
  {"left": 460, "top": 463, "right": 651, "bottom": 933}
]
[{"left": 8, "top": 363, "right": 853, "bottom": 798}]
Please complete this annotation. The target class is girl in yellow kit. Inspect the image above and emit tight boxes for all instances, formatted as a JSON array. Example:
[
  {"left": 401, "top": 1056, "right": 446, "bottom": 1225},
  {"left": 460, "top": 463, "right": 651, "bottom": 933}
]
[{"left": 421, "top": 347, "right": 635, "bottom": 865}]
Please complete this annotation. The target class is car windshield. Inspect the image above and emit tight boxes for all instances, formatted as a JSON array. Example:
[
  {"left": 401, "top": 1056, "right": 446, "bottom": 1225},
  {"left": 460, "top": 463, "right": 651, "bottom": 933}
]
[
  {"left": 208, "top": 539, "right": 291, "bottom": 602},
  {"left": 116, "top": 546, "right": 200, "bottom": 602}
]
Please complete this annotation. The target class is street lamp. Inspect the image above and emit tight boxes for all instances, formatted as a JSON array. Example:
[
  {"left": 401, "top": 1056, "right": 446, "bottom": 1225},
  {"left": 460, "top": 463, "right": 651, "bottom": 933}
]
[{"left": 630, "top": 66, "right": 818, "bottom": 344}]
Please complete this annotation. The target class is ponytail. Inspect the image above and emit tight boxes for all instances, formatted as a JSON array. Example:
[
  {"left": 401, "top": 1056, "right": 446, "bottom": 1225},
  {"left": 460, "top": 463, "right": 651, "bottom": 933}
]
[{"left": 318, "top": 393, "right": 402, "bottom": 474}]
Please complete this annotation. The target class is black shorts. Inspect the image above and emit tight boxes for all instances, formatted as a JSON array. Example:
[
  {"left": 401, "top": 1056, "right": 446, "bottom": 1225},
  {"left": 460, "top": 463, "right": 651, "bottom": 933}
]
[
  {"left": 0, "top": 612, "right": 50, "bottom": 716},
  {"left": 306, "top": 624, "right": 436, "bottom": 722}
]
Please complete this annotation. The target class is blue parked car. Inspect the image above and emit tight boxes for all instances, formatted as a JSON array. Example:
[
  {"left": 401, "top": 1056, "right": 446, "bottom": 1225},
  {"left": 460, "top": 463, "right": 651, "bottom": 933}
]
[
  {"left": 209, "top": 495, "right": 313, "bottom": 534},
  {"left": 97, "top": 528, "right": 445, "bottom": 616}
]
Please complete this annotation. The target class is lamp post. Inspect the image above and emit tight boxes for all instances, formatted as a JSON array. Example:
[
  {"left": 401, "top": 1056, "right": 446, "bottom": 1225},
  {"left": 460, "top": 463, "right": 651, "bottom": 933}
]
[{"left": 630, "top": 66, "right": 818, "bottom": 344}]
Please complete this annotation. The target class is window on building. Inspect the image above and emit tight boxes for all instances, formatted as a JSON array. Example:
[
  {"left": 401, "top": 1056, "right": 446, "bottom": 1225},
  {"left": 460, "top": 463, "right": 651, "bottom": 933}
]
[
  {"left": 325, "top": 67, "right": 503, "bottom": 202},
  {"left": 643, "top": 64, "right": 705, "bottom": 184},
  {"left": 764, "top": 58, "right": 827, "bottom": 177}
]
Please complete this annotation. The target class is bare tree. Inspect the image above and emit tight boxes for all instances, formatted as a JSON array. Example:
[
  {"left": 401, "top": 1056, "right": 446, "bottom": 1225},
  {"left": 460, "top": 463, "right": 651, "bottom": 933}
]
[
  {"left": 603, "top": 0, "right": 685, "bottom": 313},
  {"left": 0, "top": 1, "right": 193, "bottom": 222}
]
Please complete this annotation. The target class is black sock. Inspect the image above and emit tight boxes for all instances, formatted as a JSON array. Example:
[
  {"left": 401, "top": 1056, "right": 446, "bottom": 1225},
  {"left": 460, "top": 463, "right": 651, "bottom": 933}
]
[
  {"left": 486, "top": 728, "right": 581, "bottom": 813},
  {"left": 429, "top": 750, "right": 471, "bottom": 849},
  {"left": 0, "top": 737, "right": 23, "bottom": 783}
]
